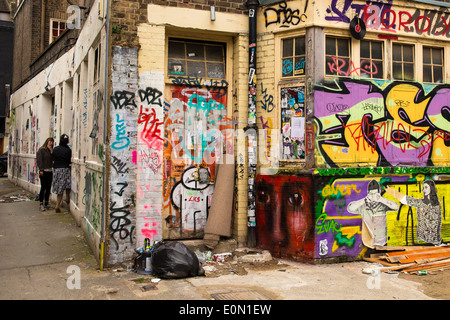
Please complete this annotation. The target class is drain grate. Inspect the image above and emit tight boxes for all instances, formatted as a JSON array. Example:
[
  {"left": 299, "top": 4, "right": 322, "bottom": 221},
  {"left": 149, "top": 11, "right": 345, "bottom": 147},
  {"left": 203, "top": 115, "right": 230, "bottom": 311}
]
[{"left": 210, "top": 289, "right": 271, "bottom": 300}]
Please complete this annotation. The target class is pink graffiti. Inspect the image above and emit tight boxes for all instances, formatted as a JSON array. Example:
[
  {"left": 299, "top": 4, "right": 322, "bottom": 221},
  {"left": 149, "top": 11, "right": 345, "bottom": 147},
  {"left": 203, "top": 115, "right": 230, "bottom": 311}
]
[{"left": 327, "top": 57, "right": 378, "bottom": 77}]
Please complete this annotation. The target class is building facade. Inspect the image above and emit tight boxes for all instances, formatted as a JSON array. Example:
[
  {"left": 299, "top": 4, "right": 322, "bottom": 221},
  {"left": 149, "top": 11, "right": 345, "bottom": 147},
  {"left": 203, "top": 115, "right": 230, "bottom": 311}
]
[
  {"left": 0, "top": 0, "right": 13, "bottom": 154},
  {"left": 8, "top": 0, "right": 450, "bottom": 268}
]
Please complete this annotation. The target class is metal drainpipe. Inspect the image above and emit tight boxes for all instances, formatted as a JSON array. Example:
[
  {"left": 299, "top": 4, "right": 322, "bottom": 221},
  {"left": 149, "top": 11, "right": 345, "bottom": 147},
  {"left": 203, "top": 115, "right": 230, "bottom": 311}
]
[
  {"left": 246, "top": 0, "right": 258, "bottom": 248},
  {"left": 100, "top": 0, "right": 111, "bottom": 271}
]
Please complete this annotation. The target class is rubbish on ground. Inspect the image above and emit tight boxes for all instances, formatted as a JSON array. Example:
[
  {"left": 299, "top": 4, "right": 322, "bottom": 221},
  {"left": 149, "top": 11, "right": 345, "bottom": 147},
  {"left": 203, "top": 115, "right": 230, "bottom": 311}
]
[
  {"left": 363, "top": 244, "right": 450, "bottom": 275},
  {"left": 238, "top": 250, "right": 272, "bottom": 263},
  {"left": 134, "top": 251, "right": 152, "bottom": 275},
  {"left": 151, "top": 241, "right": 205, "bottom": 279},
  {"left": 203, "top": 265, "right": 217, "bottom": 272},
  {"left": 213, "top": 252, "right": 232, "bottom": 262}
]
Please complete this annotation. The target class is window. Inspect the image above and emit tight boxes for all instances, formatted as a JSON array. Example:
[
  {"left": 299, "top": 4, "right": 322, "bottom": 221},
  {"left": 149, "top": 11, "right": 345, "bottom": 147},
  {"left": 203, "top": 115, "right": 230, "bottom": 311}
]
[
  {"left": 360, "top": 40, "right": 384, "bottom": 79},
  {"left": 168, "top": 39, "right": 226, "bottom": 79},
  {"left": 50, "top": 19, "right": 67, "bottom": 44},
  {"left": 282, "top": 36, "right": 305, "bottom": 77},
  {"left": 393, "top": 43, "right": 414, "bottom": 81},
  {"left": 326, "top": 36, "right": 351, "bottom": 76},
  {"left": 281, "top": 86, "right": 306, "bottom": 160},
  {"left": 423, "top": 47, "right": 443, "bottom": 83},
  {"left": 93, "top": 44, "right": 101, "bottom": 84}
]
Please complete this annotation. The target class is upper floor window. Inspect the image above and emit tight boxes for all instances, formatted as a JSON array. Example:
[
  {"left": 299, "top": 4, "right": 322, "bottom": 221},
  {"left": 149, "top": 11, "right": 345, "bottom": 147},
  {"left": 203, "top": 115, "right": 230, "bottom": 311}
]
[
  {"left": 93, "top": 44, "right": 101, "bottom": 84},
  {"left": 360, "top": 40, "right": 384, "bottom": 79},
  {"left": 326, "top": 36, "right": 351, "bottom": 76},
  {"left": 282, "top": 36, "right": 305, "bottom": 77},
  {"left": 50, "top": 19, "right": 67, "bottom": 44},
  {"left": 393, "top": 43, "right": 414, "bottom": 81},
  {"left": 423, "top": 46, "right": 444, "bottom": 83},
  {"left": 168, "top": 39, "right": 226, "bottom": 79}
]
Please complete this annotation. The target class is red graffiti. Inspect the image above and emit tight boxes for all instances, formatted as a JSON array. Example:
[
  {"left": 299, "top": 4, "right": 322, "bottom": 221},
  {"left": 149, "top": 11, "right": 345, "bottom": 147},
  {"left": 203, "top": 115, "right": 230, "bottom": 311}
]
[
  {"left": 138, "top": 106, "right": 164, "bottom": 150},
  {"left": 256, "top": 175, "right": 314, "bottom": 262}
]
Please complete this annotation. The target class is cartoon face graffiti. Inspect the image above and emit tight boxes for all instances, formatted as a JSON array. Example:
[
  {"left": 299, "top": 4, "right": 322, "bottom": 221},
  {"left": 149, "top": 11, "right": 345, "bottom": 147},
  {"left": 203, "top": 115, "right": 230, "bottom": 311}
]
[
  {"left": 170, "top": 166, "right": 214, "bottom": 234},
  {"left": 255, "top": 175, "right": 314, "bottom": 260}
]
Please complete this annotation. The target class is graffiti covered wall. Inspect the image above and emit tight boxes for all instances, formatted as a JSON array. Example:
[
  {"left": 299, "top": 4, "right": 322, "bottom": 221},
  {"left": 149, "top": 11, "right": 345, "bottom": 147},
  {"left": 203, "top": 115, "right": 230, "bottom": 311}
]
[
  {"left": 108, "top": 47, "right": 138, "bottom": 265},
  {"left": 314, "top": 173, "right": 450, "bottom": 261},
  {"left": 256, "top": 175, "right": 315, "bottom": 261},
  {"left": 314, "top": 79, "right": 450, "bottom": 168},
  {"left": 163, "top": 83, "right": 232, "bottom": 239}
]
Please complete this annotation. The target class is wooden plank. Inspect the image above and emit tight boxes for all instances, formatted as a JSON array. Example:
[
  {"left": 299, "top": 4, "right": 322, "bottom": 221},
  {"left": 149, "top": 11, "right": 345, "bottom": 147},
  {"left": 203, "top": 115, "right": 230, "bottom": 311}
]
[
  {"left": 397, "top": 251, "right": 450, "bottom": 264},
  {"left": 386, "top": 245, "right": 450, "bottom": 257},
  {"left": 363, "top": 257, "right": 399, "bottom": 267},
  {"left": 400, "top": 259, "right": 450, "bottom": 273},
  {"left": 385, "top": 246, "right": 450, "bottom": 263},
  {"left": 374, "top": 245, "right": 429, "bottom": 251}
]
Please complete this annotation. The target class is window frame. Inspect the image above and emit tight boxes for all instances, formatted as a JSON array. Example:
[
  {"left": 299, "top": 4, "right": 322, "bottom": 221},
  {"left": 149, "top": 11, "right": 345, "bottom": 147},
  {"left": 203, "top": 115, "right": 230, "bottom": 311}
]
[
  {"left": 325, "top": 35, "right": 352, "bottom": 77},
  {"left": 167, "top": 38, "right": 227, "bottom": 80},
  {"left": 93, "top": 43, "right": 101, "bottom": 85},
  {"left": 392, "top": 42, "right": 415, "bottom": 81},
  {"left": 359, "top": 39, "right": 385, "bottom": 79},
  {"left": 49, "top": 18, "right": 67, "bottom": 44},
  {"left": 422, "top": 46, "right": 444, "bottom": 84},
  {"left": 281, "top": 35, "right": 306, "bottom": 78}
]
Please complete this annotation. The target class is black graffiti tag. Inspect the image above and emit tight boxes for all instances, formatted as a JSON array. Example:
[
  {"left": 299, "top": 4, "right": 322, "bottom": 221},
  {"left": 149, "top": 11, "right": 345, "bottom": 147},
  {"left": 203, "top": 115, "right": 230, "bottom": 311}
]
[{"left": 109, "top": 201, "right": 135, "bottom": 250}]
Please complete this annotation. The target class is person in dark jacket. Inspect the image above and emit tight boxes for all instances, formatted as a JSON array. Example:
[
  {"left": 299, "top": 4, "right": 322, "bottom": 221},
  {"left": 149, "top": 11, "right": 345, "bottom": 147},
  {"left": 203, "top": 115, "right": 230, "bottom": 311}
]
[
  {"left": 36, "top": 137, "right": 54, "bottom": 211},
  {"left": 52, "top": 134, "right": 72, "bottom": 213}
]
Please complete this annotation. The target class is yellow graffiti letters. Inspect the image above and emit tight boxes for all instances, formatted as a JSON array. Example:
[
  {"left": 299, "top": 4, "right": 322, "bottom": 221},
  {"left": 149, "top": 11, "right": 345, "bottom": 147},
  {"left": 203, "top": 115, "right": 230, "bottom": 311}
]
[{"left": 322, "top": 183, "right": 361, "bottom": 197}]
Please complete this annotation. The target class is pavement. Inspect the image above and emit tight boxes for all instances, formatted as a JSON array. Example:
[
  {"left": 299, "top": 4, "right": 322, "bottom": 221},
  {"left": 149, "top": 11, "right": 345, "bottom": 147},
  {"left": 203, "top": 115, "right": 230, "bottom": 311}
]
[{"left": 0, "top": 176, "right": 443, "bottom": 306}]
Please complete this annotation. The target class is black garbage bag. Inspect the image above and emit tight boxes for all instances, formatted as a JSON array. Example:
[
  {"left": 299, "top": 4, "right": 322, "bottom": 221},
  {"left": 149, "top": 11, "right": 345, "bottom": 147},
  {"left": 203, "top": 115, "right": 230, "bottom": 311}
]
[{"left": 151, "top": 241, "right": 205, "bottom": 279}]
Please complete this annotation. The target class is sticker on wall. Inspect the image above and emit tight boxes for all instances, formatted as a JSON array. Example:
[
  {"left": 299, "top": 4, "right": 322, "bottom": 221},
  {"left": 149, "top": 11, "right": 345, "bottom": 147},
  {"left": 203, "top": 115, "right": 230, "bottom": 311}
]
[{"left": 281, "top": 86, "right": 306, "bottom": 160}]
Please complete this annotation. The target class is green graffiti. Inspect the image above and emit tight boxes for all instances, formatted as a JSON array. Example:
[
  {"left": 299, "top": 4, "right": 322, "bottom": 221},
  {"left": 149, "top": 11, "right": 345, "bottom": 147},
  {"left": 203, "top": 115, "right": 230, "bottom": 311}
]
[
  {"left": 334, "top": 231, "right": 356, "bottom": 248},
  {"left": 315, "top": 213, "right": 342, "bottom": 235},
  {"left": 314, "top": 166, "right": 450, "bottom": 176}
]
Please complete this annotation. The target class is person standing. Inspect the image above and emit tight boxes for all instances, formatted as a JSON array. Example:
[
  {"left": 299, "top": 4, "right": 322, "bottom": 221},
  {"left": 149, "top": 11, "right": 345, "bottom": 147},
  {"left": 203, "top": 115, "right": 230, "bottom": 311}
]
[
  {"left": 52, "top": 134, "right": 72, "bottom": 213},
  {"left": 36, "top": 137, "right": 54, "bottom": 211}
]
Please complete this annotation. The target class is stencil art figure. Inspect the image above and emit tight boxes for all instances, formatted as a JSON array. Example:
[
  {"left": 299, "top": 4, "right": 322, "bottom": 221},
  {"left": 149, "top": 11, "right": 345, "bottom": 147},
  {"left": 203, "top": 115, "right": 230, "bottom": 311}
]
[
  {"left": 386, "top": 180, "right": 442, "bottom": 245},
  {"left": 348, "top": 180, "right": 399, "bottom": 247}
]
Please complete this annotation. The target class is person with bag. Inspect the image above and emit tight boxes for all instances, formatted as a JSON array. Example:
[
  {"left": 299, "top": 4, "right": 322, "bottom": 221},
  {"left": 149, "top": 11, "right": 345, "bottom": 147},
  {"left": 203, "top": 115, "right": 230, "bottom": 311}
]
[
  {"left": 52, "top": 134, "right": 72, "bottom": 213},
  {"left": 36, "top": 137, "right": 54, "bottom": 211}
]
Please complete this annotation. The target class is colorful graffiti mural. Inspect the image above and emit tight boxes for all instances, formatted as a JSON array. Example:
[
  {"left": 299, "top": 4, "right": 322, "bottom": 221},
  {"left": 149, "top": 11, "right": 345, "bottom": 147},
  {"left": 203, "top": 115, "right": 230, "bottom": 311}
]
[
  {"left": 163, "top": 85, "right": 231, "bottom": 239},
  {"left": 255, "top": 175, "right": 315, "bottom": 261},
  {"left": 325, "top": 0, "right": 450, "bottom": 39},
  {"left": 314, "top": 79, "right": 450, "bottom": 167},
  {"left": 314, "top": 175, "right": 450, "bottom": 261}
]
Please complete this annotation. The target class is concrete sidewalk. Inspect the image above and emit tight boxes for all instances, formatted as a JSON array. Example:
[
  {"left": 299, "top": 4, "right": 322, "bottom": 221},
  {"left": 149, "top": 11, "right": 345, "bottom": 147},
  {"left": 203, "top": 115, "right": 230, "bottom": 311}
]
[{"left": 0, "top": 177, "right": 435, "bottom": 301}]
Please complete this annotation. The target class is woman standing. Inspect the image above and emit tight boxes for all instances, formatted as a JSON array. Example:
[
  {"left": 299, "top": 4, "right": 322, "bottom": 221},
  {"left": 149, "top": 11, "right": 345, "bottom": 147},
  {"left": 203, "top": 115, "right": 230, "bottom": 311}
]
[
  {"left": 36, "top": 137, "right": 54, "bottom": 211},
  {"left": 386, "top": 180, "right": 442, "bottom": 245},
  {"left": 52, "top": 134, "right": 72, "bottom": 213}
]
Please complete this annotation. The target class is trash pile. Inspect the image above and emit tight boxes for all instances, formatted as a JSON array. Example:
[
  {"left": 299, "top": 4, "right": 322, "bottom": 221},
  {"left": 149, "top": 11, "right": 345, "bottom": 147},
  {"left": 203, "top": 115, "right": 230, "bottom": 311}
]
[
  {"left": 363, "top": 244, "right": 450, "bottom": 275},
  {"left": 132, "top": 239, "right": 279, "bottom": 280}
]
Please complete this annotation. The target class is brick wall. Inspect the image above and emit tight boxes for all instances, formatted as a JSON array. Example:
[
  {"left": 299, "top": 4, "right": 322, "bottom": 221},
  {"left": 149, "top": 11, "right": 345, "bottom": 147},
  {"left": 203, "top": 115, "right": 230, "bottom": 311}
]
[
  {"left": 12, "top": 0, "right": 77, "bottom": 91},
  {"left": 107, "top": 46, "right": 139, "bottom": 266},
  {"left": 110, "top": 0, "right": 247, "bottom": 47}
]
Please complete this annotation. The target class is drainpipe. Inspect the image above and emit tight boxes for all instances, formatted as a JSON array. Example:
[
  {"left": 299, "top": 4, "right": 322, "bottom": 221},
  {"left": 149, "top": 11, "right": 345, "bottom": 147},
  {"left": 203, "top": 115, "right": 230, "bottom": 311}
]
[
  {"left": 100, "top": 0, "right": 111, "bottom": 271},
  {"left": 246, "top": 0, "right": 258, "bottom": 248}
]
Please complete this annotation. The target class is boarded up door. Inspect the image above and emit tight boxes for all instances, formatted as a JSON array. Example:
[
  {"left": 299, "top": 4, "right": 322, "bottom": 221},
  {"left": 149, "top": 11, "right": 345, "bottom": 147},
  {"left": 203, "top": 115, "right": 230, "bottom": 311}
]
[{"left": 163, "top": 85, "right": 230, "bottom": 239}]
